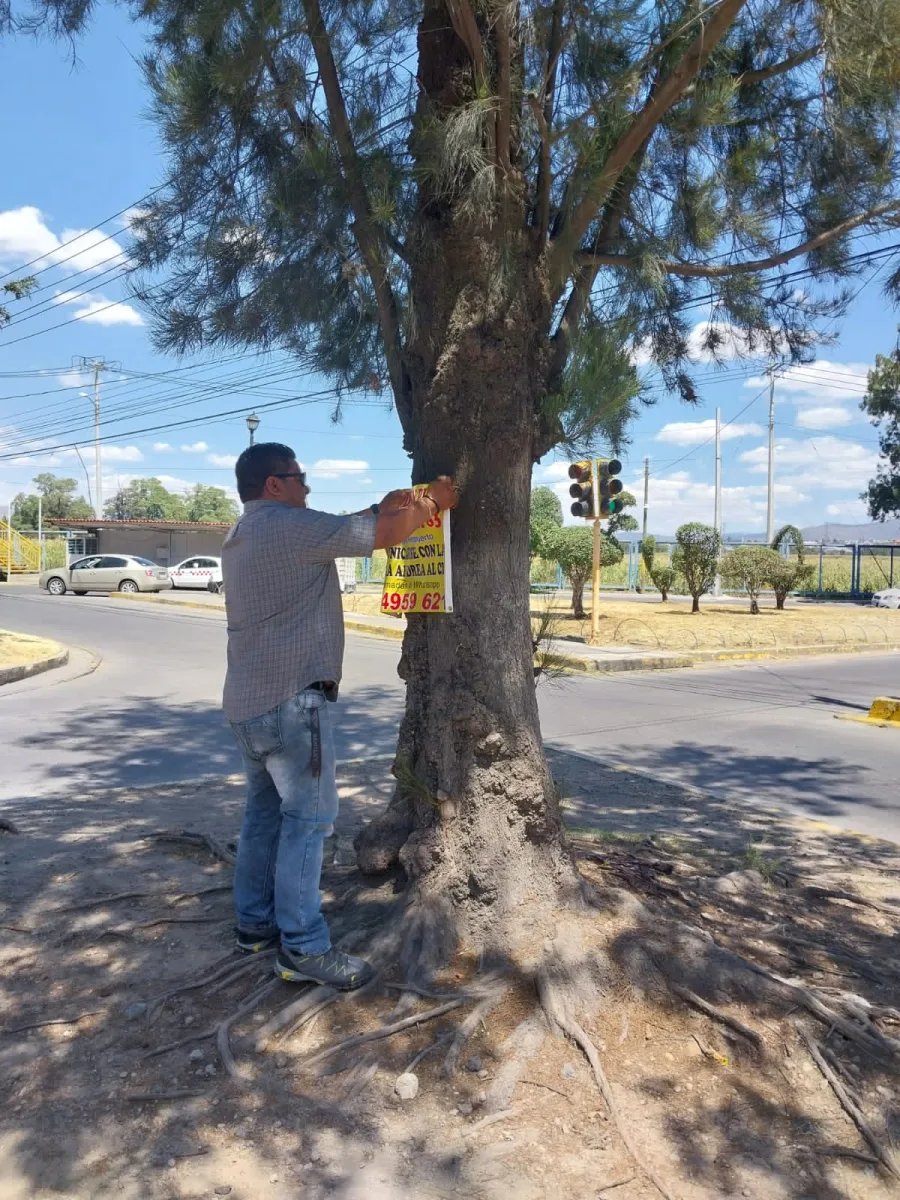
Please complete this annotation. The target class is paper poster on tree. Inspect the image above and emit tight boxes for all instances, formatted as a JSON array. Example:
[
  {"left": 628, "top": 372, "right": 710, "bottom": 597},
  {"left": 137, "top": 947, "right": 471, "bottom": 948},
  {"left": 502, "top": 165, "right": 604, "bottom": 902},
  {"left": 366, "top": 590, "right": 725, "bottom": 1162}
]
[{"left": 381, "top": 484, "right": 453, "bottom": 614}]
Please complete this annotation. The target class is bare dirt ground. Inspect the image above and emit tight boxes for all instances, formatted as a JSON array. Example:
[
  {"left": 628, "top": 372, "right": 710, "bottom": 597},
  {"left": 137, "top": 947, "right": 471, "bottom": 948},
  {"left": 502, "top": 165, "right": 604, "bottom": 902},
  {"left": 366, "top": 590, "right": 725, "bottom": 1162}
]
[
  {"left": 341, "top": 593, "right": 900, "bottom": 653},
  {"left": 2, "top": 756, "right": 899, "bottom": 1200},
  {"left": 0, "top": 630, "right": 62, "bottom": 669}
]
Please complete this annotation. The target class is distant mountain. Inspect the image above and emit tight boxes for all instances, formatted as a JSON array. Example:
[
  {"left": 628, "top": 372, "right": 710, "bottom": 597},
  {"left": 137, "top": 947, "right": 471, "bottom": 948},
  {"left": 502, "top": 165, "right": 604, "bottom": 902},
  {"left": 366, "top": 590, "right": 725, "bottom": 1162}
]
[{"left": 800, "top": 519, "right": 900, "bottom": 543}]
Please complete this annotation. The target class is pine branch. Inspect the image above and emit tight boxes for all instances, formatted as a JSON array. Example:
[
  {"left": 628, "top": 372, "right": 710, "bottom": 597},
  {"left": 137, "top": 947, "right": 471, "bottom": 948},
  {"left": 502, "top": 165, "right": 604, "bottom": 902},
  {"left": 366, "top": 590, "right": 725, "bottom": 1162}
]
[
  {"left": 300, "top": 0, "right": 412, "bottom": 429},
  {"left": 740, "top": 44, "right": 822, "bottom": 86},
  {"left": 574, "top": 200, "right": 900, "bottom": 278},
  {"left": 446, "top": 0, "right": 487, "bottom": 80},
  {"left": 496, "top": 6, "right": 512, "bottom": 172},
  {"left": 548, "top": 0, "right": 749, "bottom": 295},
  {"left": 533, "top": 0, "right": 565, "bottom": 244}
]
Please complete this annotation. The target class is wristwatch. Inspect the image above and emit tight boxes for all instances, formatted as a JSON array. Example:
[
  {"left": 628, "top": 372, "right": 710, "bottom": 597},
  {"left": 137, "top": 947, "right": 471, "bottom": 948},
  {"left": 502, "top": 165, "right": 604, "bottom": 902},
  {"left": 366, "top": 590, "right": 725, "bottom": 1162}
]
[{"left": 370, "top": 503, "right": 379, "bottom": 515}]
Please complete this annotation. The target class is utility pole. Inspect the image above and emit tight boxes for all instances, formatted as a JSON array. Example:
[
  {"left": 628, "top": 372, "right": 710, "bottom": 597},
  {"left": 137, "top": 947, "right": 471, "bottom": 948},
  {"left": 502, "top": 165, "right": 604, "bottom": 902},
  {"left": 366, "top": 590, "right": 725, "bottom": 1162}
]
[
  {"left": 74, "top": 357, "right": 120, "bottom": 519},
  {"left": 766, "top": 369, "right": 776, "bottom": 544},
  {"left": 713, "top": 407, "right": 722, "bottom": 596},
  {"left": 641, "top": 456, "right": 650, "bottom": 540}
]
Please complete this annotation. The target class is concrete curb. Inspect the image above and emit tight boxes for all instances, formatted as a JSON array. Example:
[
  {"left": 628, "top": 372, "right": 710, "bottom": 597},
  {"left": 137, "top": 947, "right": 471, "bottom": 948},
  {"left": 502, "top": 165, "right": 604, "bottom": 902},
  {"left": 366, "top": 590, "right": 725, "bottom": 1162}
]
[{"left": 0, "top": 642, "right": 69, "bottom": 686}]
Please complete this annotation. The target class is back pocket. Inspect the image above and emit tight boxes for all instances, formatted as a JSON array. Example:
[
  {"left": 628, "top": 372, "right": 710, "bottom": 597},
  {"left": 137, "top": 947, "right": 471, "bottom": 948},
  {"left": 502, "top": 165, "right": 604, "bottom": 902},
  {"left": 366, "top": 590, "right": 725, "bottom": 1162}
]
[{"left": 233, "top": 707, "right": 283, "bottom": 760}]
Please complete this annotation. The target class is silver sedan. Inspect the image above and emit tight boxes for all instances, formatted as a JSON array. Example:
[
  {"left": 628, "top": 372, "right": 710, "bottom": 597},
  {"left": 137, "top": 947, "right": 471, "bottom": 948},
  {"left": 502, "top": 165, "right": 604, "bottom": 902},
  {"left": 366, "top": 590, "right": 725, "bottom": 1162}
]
[{"left": 39, "top": 555, "right": 170, "bottom": 596}]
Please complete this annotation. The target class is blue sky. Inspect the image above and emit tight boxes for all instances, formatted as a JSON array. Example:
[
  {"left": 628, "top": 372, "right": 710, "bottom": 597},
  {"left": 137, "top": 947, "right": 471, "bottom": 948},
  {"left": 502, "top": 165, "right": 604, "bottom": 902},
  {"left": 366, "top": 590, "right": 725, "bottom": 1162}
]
[{"left": 0, "top": 11, "right": 894, "bottom": 535}]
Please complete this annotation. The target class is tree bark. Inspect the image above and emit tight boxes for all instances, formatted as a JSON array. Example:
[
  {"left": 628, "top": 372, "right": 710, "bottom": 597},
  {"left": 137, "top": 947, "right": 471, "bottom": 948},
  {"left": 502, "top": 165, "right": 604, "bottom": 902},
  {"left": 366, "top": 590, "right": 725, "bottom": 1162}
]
[
  {"left": 355, "top": 0, "right": 579, "bottom": 955},
  {"left": 691, "top": 594, "right": 700, "bottom": 613},
  {"left": 749, "top": 597, "right": 759, "bottom": 615},
  {"left": 570, "top": 576, "right": 586, "bottom": 619},
  {"left": 775, "top": 593, "right": 786, "bottom": 610}
]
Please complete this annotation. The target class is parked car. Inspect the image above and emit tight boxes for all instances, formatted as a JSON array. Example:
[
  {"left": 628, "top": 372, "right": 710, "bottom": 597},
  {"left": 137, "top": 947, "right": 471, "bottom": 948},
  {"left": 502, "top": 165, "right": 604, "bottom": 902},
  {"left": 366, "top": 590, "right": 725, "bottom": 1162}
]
[
  {"left": 39, "top": 555, "right": 170, "bottom": 596},
  {"left": 871, "top": 587, "right": 900, "bottom": 609},
  {"left": 169, "top": 555, "right": 223, "bottom": 589}
]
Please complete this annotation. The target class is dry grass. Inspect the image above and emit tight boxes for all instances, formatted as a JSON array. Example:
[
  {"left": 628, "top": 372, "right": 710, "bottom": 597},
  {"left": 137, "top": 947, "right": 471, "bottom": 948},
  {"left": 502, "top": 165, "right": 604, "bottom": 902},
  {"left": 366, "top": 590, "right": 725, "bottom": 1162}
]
[
  {"left": 341, "top": 592, "right": 900, "bottom": 651},
  {"left": 0, "top": 629, "right": 61, "bottom": 668}
]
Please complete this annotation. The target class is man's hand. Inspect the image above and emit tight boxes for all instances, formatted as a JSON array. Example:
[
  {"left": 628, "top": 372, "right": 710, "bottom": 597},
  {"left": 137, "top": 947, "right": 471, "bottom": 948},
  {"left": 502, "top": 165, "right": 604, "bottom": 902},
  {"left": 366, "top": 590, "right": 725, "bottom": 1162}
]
[
  {"left": 425, "top": 476, "right": 458, "bottom": 512},
  {"left": 379, "top": 488, "right": 413, "bottom": 510}
]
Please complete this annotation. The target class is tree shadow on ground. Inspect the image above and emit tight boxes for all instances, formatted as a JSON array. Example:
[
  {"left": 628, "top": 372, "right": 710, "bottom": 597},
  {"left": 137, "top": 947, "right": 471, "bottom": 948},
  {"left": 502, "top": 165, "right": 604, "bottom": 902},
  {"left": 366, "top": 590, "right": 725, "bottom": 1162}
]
[{"left": 1, "top": 700, "right": 898, "bottom": 1197}]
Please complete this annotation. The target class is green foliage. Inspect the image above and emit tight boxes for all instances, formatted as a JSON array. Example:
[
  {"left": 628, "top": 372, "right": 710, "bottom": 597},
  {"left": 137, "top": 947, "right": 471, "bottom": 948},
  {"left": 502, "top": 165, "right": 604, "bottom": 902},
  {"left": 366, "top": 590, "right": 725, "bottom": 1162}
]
[
  {"left": 11, "top": 474, "right": 93, "bottom": 530},
  {"left": 721, "top": 545, "right": 782, "bottom": 613},
  {"left": 671, "top": 523, "right": 722, "bottom": 612},
  {"left": 529, "top": 487, "right": 563, "bottom": 556},
  {"left": 860, "top": 350, "right": 900, "bottom": 519},
  {"left": 640, "top": 535, "right": 656, "bottom": 573},
  {"left": 0, "top": 277, "right": 36, "bottom": 327},
  {"left": 183, "top": 483, "right": 239, "bottom": 524},
  {"left": 650, "top": 565, "right": 677, "bottom": 601},
  {"left": 767, "top": 557, "right": 815, "bottom": 609},
  {"left": 104, "top": 478, "right": 188, "bottom": 521},
  {"left": 14, "top": 0, "right": 900, "bottom": 456},
  {"left": 771, "top": 524, "right": 806, "bottom": 561},
  {"left": 545, "top": 524, "right": 623, "bottom": 617}
]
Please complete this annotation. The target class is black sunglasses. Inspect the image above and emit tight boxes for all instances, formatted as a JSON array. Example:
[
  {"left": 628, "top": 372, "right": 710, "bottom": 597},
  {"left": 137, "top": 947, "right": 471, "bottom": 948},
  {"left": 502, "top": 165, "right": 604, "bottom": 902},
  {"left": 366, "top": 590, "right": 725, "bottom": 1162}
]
[{"left": 270, "top": 471, "right": 307, "bottom": 485}]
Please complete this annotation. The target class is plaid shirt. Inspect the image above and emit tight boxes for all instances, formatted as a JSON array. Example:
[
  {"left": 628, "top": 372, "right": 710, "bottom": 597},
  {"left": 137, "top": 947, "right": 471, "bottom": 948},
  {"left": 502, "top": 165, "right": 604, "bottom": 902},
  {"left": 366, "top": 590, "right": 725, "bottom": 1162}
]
[{"left": 222, "top": 500, "right": 377, "bottom": 723}]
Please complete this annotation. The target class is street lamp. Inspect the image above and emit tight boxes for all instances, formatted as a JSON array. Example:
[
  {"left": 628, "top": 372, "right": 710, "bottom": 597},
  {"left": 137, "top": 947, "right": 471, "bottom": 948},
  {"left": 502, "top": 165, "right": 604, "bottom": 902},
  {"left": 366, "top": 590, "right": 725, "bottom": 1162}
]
[{"left": 246, "top": 412, "right": 260, "bottom": 446}]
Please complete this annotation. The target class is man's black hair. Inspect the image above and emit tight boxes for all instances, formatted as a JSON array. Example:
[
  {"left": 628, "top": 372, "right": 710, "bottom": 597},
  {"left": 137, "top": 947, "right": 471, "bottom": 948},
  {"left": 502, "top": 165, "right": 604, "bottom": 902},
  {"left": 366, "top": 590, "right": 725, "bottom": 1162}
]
[{"left": 234, "top": 442, "right": 296, "bottom": 502}]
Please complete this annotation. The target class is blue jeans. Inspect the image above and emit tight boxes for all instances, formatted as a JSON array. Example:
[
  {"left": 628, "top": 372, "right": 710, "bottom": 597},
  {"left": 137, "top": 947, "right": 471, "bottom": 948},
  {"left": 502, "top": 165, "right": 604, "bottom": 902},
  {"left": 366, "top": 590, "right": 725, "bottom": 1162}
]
[{"left": 229, "top": 689, "right": 339, "bottom": 955}]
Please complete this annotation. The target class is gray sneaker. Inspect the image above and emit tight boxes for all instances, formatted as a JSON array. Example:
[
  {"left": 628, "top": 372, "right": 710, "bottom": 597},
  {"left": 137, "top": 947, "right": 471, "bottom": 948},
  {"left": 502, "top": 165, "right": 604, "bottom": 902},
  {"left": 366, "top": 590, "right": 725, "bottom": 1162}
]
[{"left": 275, "top": 946, "right": 374, "bottom": 991}]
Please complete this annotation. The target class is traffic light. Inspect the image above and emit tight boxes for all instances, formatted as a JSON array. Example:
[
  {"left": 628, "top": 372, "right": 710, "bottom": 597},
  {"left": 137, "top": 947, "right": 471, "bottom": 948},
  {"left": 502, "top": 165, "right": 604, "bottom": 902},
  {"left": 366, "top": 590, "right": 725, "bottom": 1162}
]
[
  {"left": 568, "top": 460, "right": 595, "bottom": 518},
  {"left": 596, "top": 458, "right": 623, "bottom": 517}
]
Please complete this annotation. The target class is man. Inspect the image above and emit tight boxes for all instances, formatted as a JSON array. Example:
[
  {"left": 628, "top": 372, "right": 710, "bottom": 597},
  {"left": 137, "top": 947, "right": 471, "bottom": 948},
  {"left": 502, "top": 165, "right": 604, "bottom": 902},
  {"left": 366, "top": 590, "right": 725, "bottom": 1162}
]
[{"left": 223, "top": 441, "right": 458, "bottom": 990}]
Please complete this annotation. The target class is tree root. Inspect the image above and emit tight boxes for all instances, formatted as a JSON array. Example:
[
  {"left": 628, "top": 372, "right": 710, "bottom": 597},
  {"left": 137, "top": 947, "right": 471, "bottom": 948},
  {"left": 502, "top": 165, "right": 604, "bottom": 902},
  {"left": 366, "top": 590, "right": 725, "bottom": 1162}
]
[
  {"left": 280, "top": 993, "right": 339, "bottom": 1044},
  {"left": 207, "top": 956, "right": 274, "bottom": 998},
  {"left": 0, "top": 817, "right": 21, "bottom": 834},
  {"left": 217, "top": 979, "right": 281, "bottom": 1081},
  {"left": 1, "top": 1009, "right": 104, "bottom": 1035},
  {"left": 123, "top": 1090, "right": 205, "bottom": 1102},
  {"left": 149, "top": 830, "right": 236, "bottom": 866},
  {"left": 464, "top": 1107, "right": 520, "bottom": 1136},
  {"left": 538, "top": 970, "right": 676, "bottom": 1200},
  {"left": 441, "top": 981, "right": 510, "bottom": 1077},
  {"left": 797, "top": 1023, "right": 900, "bottom": 1181},
  {"left": 302, "top": 998, "right": 465, "bottom": 1069},
  {"left": 47, "top": 883, "right": 231, "bottom": 914},
  {"left": 666, "top": 982, "right": 763, "bottom": 1053},
  {"left": 253, "top": 986, "right": 330, "bottom": 1051},
  {"left": 485, "top": 1013, "right": 546, "bottom": 1114},
  {"left": 145, "top": 951, "right": 252, "bottom": 1020},
  {"left": 801, "top": 885, "right": 900, "bottom": 918}
]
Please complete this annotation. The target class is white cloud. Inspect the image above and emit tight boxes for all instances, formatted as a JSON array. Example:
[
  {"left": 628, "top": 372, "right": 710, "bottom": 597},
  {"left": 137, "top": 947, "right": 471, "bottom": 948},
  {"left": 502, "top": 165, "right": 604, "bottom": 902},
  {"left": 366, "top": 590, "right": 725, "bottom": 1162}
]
[
  {"left": 308, "top": 458, "right": 369, "bottom": 479},
  {"left": 8, "top": 444, "right": 144, "bottom": 468},
  {"left": 739, "top": 436, "right": 880, "bottom": 489},
  {"left": 71, "top": 298, "right": 143, "bottom": 327},
  {"left": 57, "top": 370, "right": 93, "bottom": 389},
  {"left": 744, "top": 360, "right": 870, "bottom": 404},
  {"left": 152, "top": 442, "right": 173, "bottom": 452},
  {"left": 794, "top": 406, "right": 854, "bottom": 430},
  {"left": 0, "top": 207, "right": 127, "bottom": 275},
  {"left": 207, "top": 453, "right": 237, "bottom": 468},
  {"left": 824, "top": 499, "right": 870, "bottom": 520},
  {"left": 655, "top": 419, "right": 764, "bottom": 446},
  {"left": 540, "top": 463, "right": 575, "bottom": 482},
  {"left": 179, "top": 442, "right": 209, "bottom": 454},
  {"left": 610, "top": 471, "right": 807, "bottom": 535}
]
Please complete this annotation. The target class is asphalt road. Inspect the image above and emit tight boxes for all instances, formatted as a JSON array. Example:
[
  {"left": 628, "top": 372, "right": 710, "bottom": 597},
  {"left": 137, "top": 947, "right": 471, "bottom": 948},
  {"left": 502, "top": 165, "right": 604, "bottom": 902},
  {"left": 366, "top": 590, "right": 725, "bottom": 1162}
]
[{"left": 2, "top": 589, "right": 898, "bottom": 841}]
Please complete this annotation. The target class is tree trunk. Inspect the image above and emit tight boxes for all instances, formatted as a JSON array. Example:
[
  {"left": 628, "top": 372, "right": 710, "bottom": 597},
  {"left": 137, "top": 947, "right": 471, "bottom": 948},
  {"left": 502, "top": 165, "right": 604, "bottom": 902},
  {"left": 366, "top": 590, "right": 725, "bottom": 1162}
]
[
  {"left": 691, "top": 594, "right": 700, "bottom": 613},
  {"left": 775, "top": 592, "right": 786, "bottom": 610},
  {"left": 660, "top": 587, "right": 668, "bottom": 602},
  {"left": 571, "top": 576, "right": 586, "bottom": 619},
  {"left": 355, "top": 1, "right": 579, "bottom": 955},
  {"left": 749, "top": 597, "right": 759, "bottom": 614}
]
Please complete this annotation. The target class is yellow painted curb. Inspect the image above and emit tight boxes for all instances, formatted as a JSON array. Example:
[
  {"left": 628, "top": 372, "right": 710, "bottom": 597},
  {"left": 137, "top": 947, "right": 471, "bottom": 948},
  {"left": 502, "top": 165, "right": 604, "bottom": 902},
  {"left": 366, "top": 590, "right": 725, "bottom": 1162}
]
[{"left": 836, "top": 695, "right": 900, "bottom": 729}]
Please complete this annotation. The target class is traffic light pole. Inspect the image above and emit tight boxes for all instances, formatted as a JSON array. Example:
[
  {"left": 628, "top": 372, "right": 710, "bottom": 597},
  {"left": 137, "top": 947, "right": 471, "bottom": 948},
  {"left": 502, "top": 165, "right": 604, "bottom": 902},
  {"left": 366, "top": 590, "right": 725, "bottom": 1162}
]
[{"left": 591, "top": 458, "right": 601, "bottom": 641}]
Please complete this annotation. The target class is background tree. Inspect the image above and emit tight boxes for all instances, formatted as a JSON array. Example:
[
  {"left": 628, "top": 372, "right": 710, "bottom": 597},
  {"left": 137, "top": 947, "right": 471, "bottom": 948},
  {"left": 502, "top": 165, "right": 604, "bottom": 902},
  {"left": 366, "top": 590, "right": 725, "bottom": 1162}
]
[
  {"left": 529, "top": 487, "right": 563, "bottom": 558},
  {"left": 21, "top": 0, "right": 900, "bottom": 961},
  {"left": 720, "top": 544, "right": 780, "bottom": 613},
  {"left": 105, "top": 478, "right": 188, "bottom": 521},
  {"left": 184, "top": 483, "right": 240, "bottom": 524},
  {"left": 0, "top": 277, "right": 35, "bottom": 328},
  {"left": 641, "top": 535, "right": 678, "bottom": 602},
  {"left": 672, "top": 523, "right": 721, "bottom": 613},
  {"left": 860, "top": 350, "right": 900, "bottom": 520},
  {"left": 11, "top": 474, "right": 94, "bottom": 530},
  {"left": 769, "top": 524, "right": 814, "bottom": 608},
  {"left": 546, "top": 525, "right": 623, "bottom": 619}
]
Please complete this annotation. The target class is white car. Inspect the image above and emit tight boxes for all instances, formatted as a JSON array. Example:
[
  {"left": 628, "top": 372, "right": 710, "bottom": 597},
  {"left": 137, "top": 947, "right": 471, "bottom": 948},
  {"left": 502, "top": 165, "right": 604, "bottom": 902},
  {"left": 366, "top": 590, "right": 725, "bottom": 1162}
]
[
  {"left": 169, "top": 556, "right": 223, "bottom": 589},
  {"left": 871, "top": 587, "right": 900, "bottom": 609}
]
